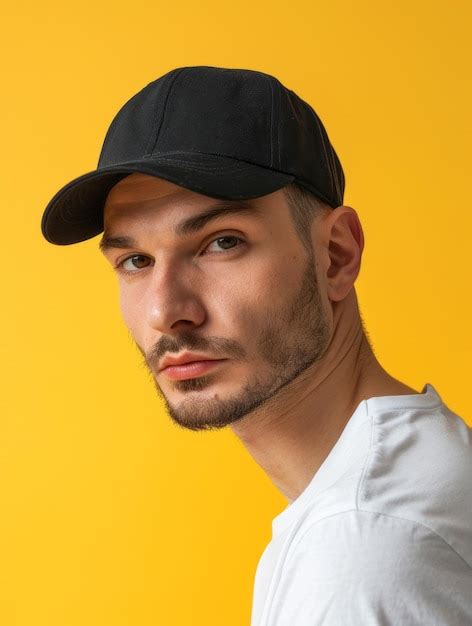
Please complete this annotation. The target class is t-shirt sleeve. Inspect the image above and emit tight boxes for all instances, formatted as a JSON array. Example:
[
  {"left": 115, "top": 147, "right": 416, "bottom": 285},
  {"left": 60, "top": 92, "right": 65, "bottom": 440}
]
[{"left": 267, "top": 509, "right": 472, "bottom": 626}]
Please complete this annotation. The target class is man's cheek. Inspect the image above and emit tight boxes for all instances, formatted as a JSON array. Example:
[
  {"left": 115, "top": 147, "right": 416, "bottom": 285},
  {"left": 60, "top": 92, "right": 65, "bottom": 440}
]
[{"left": 118, "top": 296, "right": 140, "bottom": 335}]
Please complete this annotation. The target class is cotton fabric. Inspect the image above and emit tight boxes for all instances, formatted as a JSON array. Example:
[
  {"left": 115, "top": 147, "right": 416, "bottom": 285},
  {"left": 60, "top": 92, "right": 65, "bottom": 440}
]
[{"left": 250, "top": 383, "right": 472, "bottom": 625}]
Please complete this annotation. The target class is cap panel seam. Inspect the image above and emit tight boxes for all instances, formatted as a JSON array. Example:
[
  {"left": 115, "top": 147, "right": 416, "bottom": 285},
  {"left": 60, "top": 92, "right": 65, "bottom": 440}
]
[
  {"left": 144, "top": 67, "right": 189, "bottom": 157},
  {"left": 327, "top": 143, "right": 343, "bottom": 206},
  {"left": 267, "top": 76, "right": 275, "bottom": 169},
  {"left": 310, "top": 108, "right": 336, "bottom": 202},
  {"left": 274, "top": 80, "right": 282, "bottom": 170}
]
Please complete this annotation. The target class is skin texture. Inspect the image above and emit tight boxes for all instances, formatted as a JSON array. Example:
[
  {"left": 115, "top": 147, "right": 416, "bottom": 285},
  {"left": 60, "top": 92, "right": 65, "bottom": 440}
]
[{"left": 100, "top": 172, "right": 419, "bottom": 503}]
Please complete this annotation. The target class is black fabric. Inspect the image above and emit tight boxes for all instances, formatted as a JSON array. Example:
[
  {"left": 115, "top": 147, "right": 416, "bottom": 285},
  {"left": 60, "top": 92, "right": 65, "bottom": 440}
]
[{"left": 41, "top": 65, "right": 345, "bottom": 245}]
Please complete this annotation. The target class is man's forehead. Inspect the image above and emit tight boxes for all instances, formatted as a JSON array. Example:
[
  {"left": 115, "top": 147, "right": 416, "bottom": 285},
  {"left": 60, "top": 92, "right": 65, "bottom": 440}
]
[
  {"left": 99, "top": 174, "right": 291, "bottom": 254},
  {"left": 102, "top": 173, "right": 277, "bottom": 218},
  {"left": 102, "top": 173, "right": 289, "bottom": 225},
  {"left": 99, "top": 185, "right": 276, "bottom": 254},
  {"left": 104, "top": 173, "right": 202, "bottom": 212}
]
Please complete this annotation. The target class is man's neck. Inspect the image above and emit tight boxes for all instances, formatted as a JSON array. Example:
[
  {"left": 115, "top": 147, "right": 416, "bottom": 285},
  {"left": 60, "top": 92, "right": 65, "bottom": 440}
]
[{"left": 231, "top": 329, "right": 418, "bottom": 504}]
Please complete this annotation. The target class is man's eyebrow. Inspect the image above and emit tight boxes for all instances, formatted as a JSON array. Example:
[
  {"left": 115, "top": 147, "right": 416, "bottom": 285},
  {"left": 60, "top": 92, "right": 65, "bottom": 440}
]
[{"left": 98, "top": 200, "right": 264, "bottom": 253}]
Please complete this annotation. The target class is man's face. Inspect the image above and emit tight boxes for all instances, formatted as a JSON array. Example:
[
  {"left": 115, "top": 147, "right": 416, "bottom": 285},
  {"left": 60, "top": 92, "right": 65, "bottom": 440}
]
[{"left": 100, "top": 173, "right": 332, "bottom": 431}]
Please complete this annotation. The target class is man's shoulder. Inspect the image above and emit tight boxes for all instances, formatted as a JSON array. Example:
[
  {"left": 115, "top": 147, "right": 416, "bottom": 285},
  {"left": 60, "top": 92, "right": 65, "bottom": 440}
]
[
  {"left": 290, "top": 508, "right": 470, "bottom": 571},
  {"left": 276, "top": 509, "right": 472, "bottom": 626},
  {"left": 293, "top": 400, "right": 472, "bottom": 568},
  {"left": 356, "top": 400, "right": 472, "bottom": 567}
]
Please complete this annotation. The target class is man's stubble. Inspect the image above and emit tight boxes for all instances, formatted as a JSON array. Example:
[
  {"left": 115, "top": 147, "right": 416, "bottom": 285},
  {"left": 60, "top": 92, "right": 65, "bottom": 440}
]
[{"left": 134, "top": 248, "right": 331, "bottom": 432}]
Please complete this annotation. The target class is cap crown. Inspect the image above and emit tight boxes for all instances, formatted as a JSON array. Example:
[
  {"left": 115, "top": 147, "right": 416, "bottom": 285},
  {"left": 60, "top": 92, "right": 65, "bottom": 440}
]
[{"left": 98, "top": 65, "right": 344, "bottom": 207}]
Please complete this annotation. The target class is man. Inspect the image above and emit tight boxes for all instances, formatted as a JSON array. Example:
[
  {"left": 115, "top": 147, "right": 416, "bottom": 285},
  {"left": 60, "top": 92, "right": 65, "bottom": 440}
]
[{"left": 41, "top": 66, "right": 472, "bottom": 625}]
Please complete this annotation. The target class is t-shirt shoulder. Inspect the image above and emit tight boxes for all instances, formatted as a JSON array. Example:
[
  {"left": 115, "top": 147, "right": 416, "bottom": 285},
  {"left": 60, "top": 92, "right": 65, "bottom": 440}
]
[
  {"left": 357, "top": 400, "right": 472, "bottom": 569},
  {"left": 268, "top": 509, "right": 472, "bottom": 626}
]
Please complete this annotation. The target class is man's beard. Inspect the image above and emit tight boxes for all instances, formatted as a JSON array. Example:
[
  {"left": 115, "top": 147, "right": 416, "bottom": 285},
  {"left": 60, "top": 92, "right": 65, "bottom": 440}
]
[{"left": 135, "top": 250, "right": 331, "bottom": 432}]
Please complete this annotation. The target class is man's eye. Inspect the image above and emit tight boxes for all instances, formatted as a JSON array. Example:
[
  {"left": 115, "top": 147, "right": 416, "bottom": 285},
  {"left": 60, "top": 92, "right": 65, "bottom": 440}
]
[
  {"left": 114, "top": 235, "right": 244, "bottom": 275},
  {"left": 115, "top": 254, "right": 151, "bottom": 274},
  {"left": 203, "top": 235, "right": 243, "bottom": 255}
]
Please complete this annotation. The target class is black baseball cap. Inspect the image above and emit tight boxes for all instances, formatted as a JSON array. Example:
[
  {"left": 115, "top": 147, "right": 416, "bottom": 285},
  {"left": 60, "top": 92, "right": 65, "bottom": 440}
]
[{"left": 41, "top": 65, "right": 345, "bottom": 245}]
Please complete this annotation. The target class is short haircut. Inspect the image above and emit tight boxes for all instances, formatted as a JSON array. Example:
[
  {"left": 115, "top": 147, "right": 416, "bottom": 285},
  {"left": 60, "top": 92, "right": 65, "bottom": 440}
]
[
  {"left": 283, "top": 184, "right": 373, "bottom": 353},
  {"left": 282, "top": 182, "right": 333, "bottom": 255}
]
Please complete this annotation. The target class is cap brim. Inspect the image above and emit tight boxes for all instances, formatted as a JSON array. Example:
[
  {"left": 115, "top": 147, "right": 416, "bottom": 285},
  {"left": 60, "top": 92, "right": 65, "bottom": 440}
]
[{"left": 41, "top": 152, "right": 295, "bottom": 245}]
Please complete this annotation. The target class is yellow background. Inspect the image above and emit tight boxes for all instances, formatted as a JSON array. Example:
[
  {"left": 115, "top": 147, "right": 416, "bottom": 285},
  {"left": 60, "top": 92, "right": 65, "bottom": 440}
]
[{"left": 1, "top": 1, "right": 471, "bottom": 624}]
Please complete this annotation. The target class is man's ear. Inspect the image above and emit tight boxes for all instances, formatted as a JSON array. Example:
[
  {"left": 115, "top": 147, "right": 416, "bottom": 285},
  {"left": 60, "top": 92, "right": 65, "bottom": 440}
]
[{"left": 324, "top": 206, "right": 364, "bottom": 303}]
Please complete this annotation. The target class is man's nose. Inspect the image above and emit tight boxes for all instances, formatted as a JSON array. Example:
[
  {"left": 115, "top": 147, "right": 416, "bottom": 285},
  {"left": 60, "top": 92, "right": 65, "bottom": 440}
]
[{"left": 143, "top": 260, "right": 207, "bottom": 335}]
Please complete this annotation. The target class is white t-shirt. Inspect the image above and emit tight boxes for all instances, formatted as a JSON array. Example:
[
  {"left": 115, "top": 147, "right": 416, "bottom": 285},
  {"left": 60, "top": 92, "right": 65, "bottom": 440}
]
[{"left": 250, "top": 383, "right": 472, "bottom": 626}]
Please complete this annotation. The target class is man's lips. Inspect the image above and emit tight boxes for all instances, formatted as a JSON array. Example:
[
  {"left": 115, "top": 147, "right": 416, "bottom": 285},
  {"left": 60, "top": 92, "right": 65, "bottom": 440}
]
[
  {"left": 160, "top": 359, "right": 227, "bottom": 380},
  {"left": 159, "top": 352, "right": 223, "bottom": 371}
]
